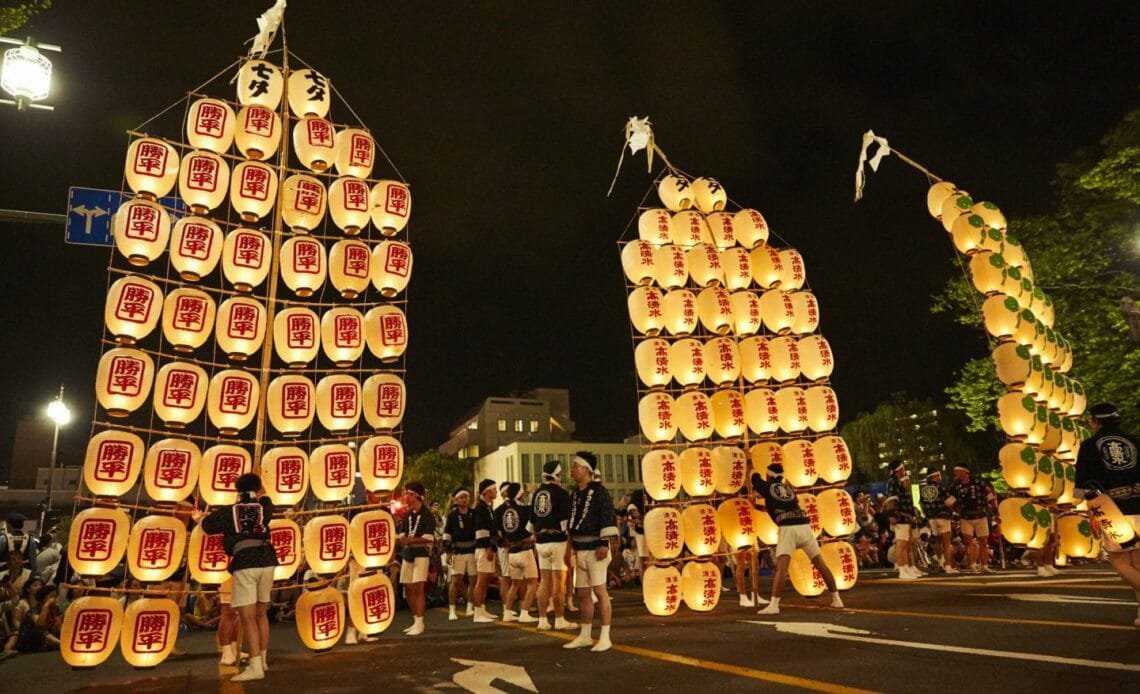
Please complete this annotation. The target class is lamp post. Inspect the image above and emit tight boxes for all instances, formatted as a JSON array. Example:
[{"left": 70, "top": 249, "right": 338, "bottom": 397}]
[
  {"left": 41, "top": 384, "right": 71, "bottom": 532},
  {"left": 0, "top": 35, "right": 61, "bottom": 111}
]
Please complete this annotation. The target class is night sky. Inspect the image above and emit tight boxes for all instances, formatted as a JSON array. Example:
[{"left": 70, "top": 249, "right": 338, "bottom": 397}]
[{"left": 0, "top": 1, "right": 1136, "bottom": 479}]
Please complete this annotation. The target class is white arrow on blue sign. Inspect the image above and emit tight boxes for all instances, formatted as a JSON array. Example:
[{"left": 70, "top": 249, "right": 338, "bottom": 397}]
[{"left": 65, "top": 187, "right": 185, "bottom": 247}]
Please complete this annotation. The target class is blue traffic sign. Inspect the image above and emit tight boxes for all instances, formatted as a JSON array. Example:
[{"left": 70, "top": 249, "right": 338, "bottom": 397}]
[{"left": 65, "top": 187, "right": 185, "bottom": 247}]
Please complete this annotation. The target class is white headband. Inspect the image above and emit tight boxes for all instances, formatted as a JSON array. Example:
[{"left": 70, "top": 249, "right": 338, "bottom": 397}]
[
  {"left": 543, "top": 465, "right": 562, "bottom": 480},
  {"left": 572, "top": 456, "right": 591, "bottom": 470}
]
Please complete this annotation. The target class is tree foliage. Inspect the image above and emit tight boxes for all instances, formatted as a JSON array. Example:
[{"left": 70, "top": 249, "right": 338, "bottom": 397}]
[
  {"left": 0, "top": 1, "right": 50, "bottom": 36},
  {"left": 402, "top": 449, "right": 472, "bottom": 509}
]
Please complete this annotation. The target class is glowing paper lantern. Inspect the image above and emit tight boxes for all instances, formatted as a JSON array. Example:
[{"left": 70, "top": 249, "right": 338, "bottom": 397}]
[
  {"left": 188, "top": 525, "right": 231, "bottom": 584},
  {"left": 998, "top": 498, "right": 1041, "bottom": 545},
  {"left": 222, "top": 228, "right": 271, "bottom": 292},
  {"left": 993, "top": 342, "right": 1033, "bottom": 387},
  {"left": 790, "top": 291, "right": 820, "bottom": 335},
  {"left": 681, "top": 504, "right": 719, "bottom": 557},
  {"left": 675, "top": 391, "right": 715, "bottom": 441},
  {"left": 316, "top": 374, "right": 362, "bottom": 433},
  {"left": 743, "top": 388, "right": 780, "bottom": 435},
  {"left": 83, "top": 429, "right": 144, "bottom": 497},
  {"left": 789, "top": 549, "right": 826, "bottom": 597},
  {"left": 690, "top": 177, "right": 726, "bottom": 213},
  {"left": 1056, "top": 514, "right": 1096, "bottom": 558},
  {"left": 926, "top": 181, "right": 957, "bottom": 217},
  {"left": 717, "top": 498, "right": 758, "bottom": 550},
  {"left": 634, "top": 338, "right": 671, "bottom": 388},
  {"left": 105, "top": 276, "right": 162, "bottom": 343},
  {"left": 60, "top": 597, "right": 123, "bottom": 669},
  {"left": 798, "top": 335, "right": 835, "bottom": 382},
  {"left": 161, "top": 288, "right": 215, "bottom": 352},
  {"left": 711, "top": 446, "right": 748, "bottom": 494},
  {"left": 364, "top": 305, "right": 408, "bottom": 363},
  {"left": 687, "top": 244, "right": 725, "bottom": 287},
  {"left": 348, "top": 571, "right": 396, "bottom": 636},
  {"left": 661, "top": 289, "right": 698, "bottom": 335},
  {"left": 814, "top": 436, "right": 852, "bottom": 484},
  {"left": 68, "top": 507, "right": 130, "bottom": 576},
  {"left": 330, "top": 239, "right": 372, "bottom": 298},
  {"left": 358, "top": 435, "right": 403, "bottom": 492},
  {"left": 775, "top": 386, "right": 809, "bottom": 434},
  {"left": 124, "top": 138, "right": 179, "bottom": 199},
  {"left": 644, "top": 507, "right": 683, "bottom": 559},
  {"left": 671, "top": 210, "right": 710, "bottom": 248},
  {"left": 782, "top": 439, "right": 818, "bottom": 488},
  {"left": 678, "top": 447, "right": 715, "bottom": 497},
  {"left": 939, "top": 191, "right": 974, "bottom": 232},
  {"left": 303, "top": 515, "right": 351, "bottom": 575},
  {"left": 705, "top": 212, "right": 737, "bottom": 250},
  {"left": 778, "top": 249, "right": 806, "bottom": 290},
  {"left": 169, "top": 217, "right": 222, "bottom": 281},
  {"left": 287, "top": 66, "right": 331, "bottom": 117},
  {"left": 703, "top": 337, "right": 740, "bottom": 386},
  {"left": 817, "top": 489, "right": 857, "bottom": 537},
  {"left": 95, "top": 348, "right": 154, "bottom": 417},
  {"left": 621, "top": 240, "right": 657, "bottom": 286},
  {"left": 334, "top": 127, "right": 375, "bottom": 178},
  {"left": 206, "top": 369, "right": 259, "bottom": 436},
  {"left": 143, "top": 438, "right": 200, "bottom": 503},
  {"left": 658, "top": 174, "right": 693, "bottom": 211},
  {"left": 293, "top": 116, "right": 338, "bottom": 172},
  {"left": 638, "top": 392, "right": 676, "bottom": 443},
  {"left": 755, "top": 506, "right": 779, "bottom": 546},
  {"left": 281, "top": 173, "right": 328, "bottom": 232},
  {"left": 729, "top": 290, "right": 762, "bottom": 336},
  {"left": 759, "top": 289, "right": 796, "bottom": 334},
  {"left": 295, "top": 587, "right": 345, "bottom": 652},
  {"left": 112, "top": 198, "right": 171, "bottom": 266},
  {"left": 653, "top": 244, "right": 688, "bottom": 289},
  {"left": 261, "top": 447, "right": 309, "bottom": 506},
  {"left": 329, "top": 176, "right": 372, "bottom": 234},
  {"left": 281, "top": 236, "right": 327, "bottom": 297},
  {"left": 350, "top": 510, "right": 397, "bottom": 568},
  {"left": 628, "top": 286, "right": 666, "bottom": 336},
  {"left": 127, "top": 515, "right": 187, "bottom": 583},
  {"left": 363, "top": 373, "right": 406, "bottom": 431},
  {"left": 949, "top": 212, "right": 990, "bottom": 255},
  {"left": 216, "top": 296, "right": 266, "bottom": 360},
  {"left": 1086, "top": 491, "right": 1137, "bottom": 549},
  {"left": 739, "top": 337, "right": 773, "bottom": 384},
  {"left": 198, "top": 445, "right": 252, "bottom": 506},
  {"left": 178, "top": 150, "right": 229, "bottom": 214},
  {"left": 370, "top": 180, "right": 413, "bottom": 236},
  {"left": 696, "top": 287, "right": 733, "bottom": 335},
  {"left": 641, "top": 448, "right": 681, "bottom": 501},
  {"left": 969, "top": 251, "right": 1006, "bottom": 295},
  {"left": 639, "top": 209, "right": 673, "bottom": 245},
  {"left": 152, "top": 362, "right": 208, "bottom": 428},
  {"left": 273, "top": 307, "right": 320, "bottom": 367},
  {"left": 721, "top": 248, "right": 752, "bottom": 291},
  {"left": 371, "top": 240, "right": 413, "bottom": 297},
  {"left": 237, "top": 59, "right": 283, "bottom": 108},
  {"left": 750, "top": 442, "right": 783, "bottom": 480},
  {"left": 681, "top": 561, "right": 721, "bottom": 611},
  {"left": 821, "top": 541, "right": 858, "bottom": 590},
  {"left": 321, "top": 307, "right": 365, "bottom": 366},
  {"left": 767, "top": 337, "right": 801, "bottom": 383},
  {"left": 230, "top": 160, "right": 278, "bottom": 222},
  {"left": 750, "top": 246, "right": 785, "bottom": 289},
  {"left": 269, "top": 518, "right": 303, "bottom": 580},
  {"left": 800, "top": 492, "right": 822, "bottom": 537},
  {"left": 234, "top": 104, "right": 281, "bottom": 159},
  {"left": 734, "top": 209, "right": 769, "bottom": 249},
  {"left": 642, "top": 565, "right": 682, "bottom": 616},
  {"left": 309, "top": 444, "right": 356, "bottom": 502},
  {"left": 805, "top": 385, "right": 840, "bottom": 432},
  {"left": 710, "top": 389, "right": 746, "bottom": 438},
  {"left": 998, "top": 392, "right": 1038, "bottom": 440},
  {"left": 982, "top": 294, "right": 1021, "bottom": 340}
]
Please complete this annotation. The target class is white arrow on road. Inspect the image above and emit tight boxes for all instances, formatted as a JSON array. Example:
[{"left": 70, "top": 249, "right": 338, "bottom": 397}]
[
  {"left": 742, "top": 621, "right": 1140, "bottom": 673},
  {"left": 451, "top": 657, "right": 538, "bottom": 694},
  {"left": 968, "top": 592, "right": 1136, "bottom": 606},
  {"left": 70, "top": 204, "right": 108, "bottom": 236}
]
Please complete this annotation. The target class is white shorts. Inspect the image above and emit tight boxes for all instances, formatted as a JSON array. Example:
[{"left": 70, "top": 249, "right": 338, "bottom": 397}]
[
  {"left": 400, "top": 556, "right": 430, "bottom": 584},
  {"left": 574, "top": 549, "right": 611, "bottom": 588},
  {"left": 508, "top": 550, "right": 539, "bottom": 580},
  {"left": 894, "top": 523, "right": 912, "bottom": 542},
  {"left": 537, "top": 541, "right": 567, "bottom": 571},
  {"left": 231, "top": 566, "right": 274, "bottom": 607},
  {"left": 477, "top": 548, "right": 498, "bottom": 574},
  {"left": 1102, "top": 515, "right": 1140, "bottom": 553},
  {"left": 451, "top": 552, "right": 477, "bottom": 577},
  {"left": 497, "top": 547, "right": 510, "bottom": 576},
  {"left": 959, "top": 517, "right": 989, "bottom": 537},
  {"left": 218, "top": 577, "right": 233, "bottom": 605},
  {"left": 775, "top": 524, "right": 821, "bottom": 559},
  {"left": 929, "top": 518, "right": 952, "bottom": 535}
]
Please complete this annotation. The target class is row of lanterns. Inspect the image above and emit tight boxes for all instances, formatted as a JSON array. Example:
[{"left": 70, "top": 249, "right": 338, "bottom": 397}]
[
  {"left": 995, "top": 393, "right": 1085, "bottom": 459},
  {"left": 634, "top": 334, "right": 834, "bottom": 388},
  {"left": 638, "top": 385, "right": 840, "bottom": 441},
  {"left": 997, "top": 443, "right": 1076, "bottom": 500},
  {"left": 629, "top": 286, "right": 820, "bottom": 337},
  {"left": 82, "top": 429, "right": 404, "bottom": 502},
  {"left": 621, "top": 239, "right": 806, "bottom": 291},
  {"left": 105, "top": 279, "right": 408, "bottom": 360},
  {"left": 992, "top": 342, "right": 1085, "bottom": 415},
  {"left": 980, "top": 295, "right": 1071, "bottom": 369}
]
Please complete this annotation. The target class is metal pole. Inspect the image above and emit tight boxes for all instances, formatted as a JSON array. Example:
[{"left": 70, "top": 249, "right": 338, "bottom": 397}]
[
  {"left": 40, "top": 384, "right": 64, "bottom": 533},
  {"left": 0, "top": 209, "right": 67, "bottom": 225}
]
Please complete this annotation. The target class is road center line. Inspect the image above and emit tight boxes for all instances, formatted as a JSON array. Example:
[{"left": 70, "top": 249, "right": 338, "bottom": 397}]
[{"left": 788, "top": 604, "right": 1136, "bottom": 631}]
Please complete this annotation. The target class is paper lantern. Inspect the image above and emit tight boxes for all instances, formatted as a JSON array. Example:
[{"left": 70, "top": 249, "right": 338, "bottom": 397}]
[
  {"left": 720, "top": 248, "right": 752, "bottom": 291},
  {"left": 1056, "top": 514, "right": 1096, "bottom": 558},
  {"left": 83, "top": 429, "right": 144, "bottom": 497},
  {"left": 969, "top": 251, "right": 1006, "bottom": 295},
  {"left": 696, "top": 287, "right": 733, "bottom": 335},
  {"left": 188, "top": 525, "right": 231, "bottom": 584},
  {"left": 797, "top": 335, "right": 835, "bottom": 382},
  {"left": 371, "top": 240, "right": 413, "bottom": 297},
  {"left": 198, "top": 445, "right": 252, "bottom": 506},
  {"left": 642, "top": 448, "right": 681, "bottom": 501},
  {"left": 333, "top": 127, "right": 375, "bottom": 178},
  {"left": 628, "top": 286, "right": 666, "bottom": 336},
  {"left": 998, "top": 392, "right": 1038, "bottom": 440},
  {"left": 160, "top": 288, "right": 215, "bottom": 353},
  {"left": 766, "top": 336, "right": 801, "bottom": 383},
  {"left": 790, "top": 292, "right": 820, "bottom": 335},
  {"left": 814, "top": 436, "right": 852, "bottom": 484},
  {"left": 269, "top": 519, "right": 303, "bottom": 580},
  {"left": 634, "top": 338, "right": 671, "bottom": 388},
  {"left": 234, "top": 103, "right": 281, "bottom": 160},
  {"left": 717, "top": 498, "right": 758, "bottom": 550},
  {"left": 681, "top": 561, "right": 721, "bottom": 611},
  {"left": 782, "top": 439, "right": 818, "bottom": 488},
  {"left": 675, "top": 391, "right": 715, "bottom": 441},
  {"left": 653, "top": 244, "right": 688, "bottom": 289},
  {"left": 293, "top": 117, "right": 338, "bottom": 172},
  {"left": 926, "top": 181, "right": 957, "bottom": 217},
  {"left": 364, "top": 305, "right": 408, "bottom": 363},
  {"left": 644, "top": 507, "right": 683, "bottom": 559},
  {"left": 68, "top": 507, "right": 130, "bottom": 576},
  {"left": 759, "top": 289, "right": 796, "bottom": 334},
  {"left": 667, "top": 339, "right": 704, "bottom": 388},
  {"left": 704, "top": 338, "right": 741, "bottom": 386},
  {"left": 321, "top": 307, "right": 365, "bottom": 366},
  {"left": 1025, "top": 403, "right": 1051, "bottom": 446},
  {"left": 303, "top": 515, "right": 351, "bottom": 575},
  {"left": 178, "top": 150, "right": 229, "bottom": 214},
  {"left": 621, "top": 240, "right": 657, "bottom": 286},
  {"left": 750, "top": 246, "right": 784, "bottom": 289},
  {"left": 992, "top": 342, "right": 1032, "bottom": 387},
  {"left": 658, "top": 174, "right": 693, "bottom": 211},
  {"left": 307, "top": 446, "right": 355, "bottom": 501},
  {"left": 152, "top": 361, "right": 207, "bottom": 428},
  {"left": 744, "top": 388, "right": 780, "bottom": 435},
  {"left": 370, "top": 180, "right": 413, "bottom": 236},
  {"left": 1011, "top": 308, "right": 1040, "bottom": 349},
  {"left": 800, "top": 492, "right": 822, "bottom": 537},
  {"left": 678, "top": 447, "right": 715, "bottom": 497},
  {"left": 230, "top": 160, "right": 279, "bottom": 221},
  {"left": 948, "top": 212, "right": 990, "bottom": 255},
  {"left": 281, "top": 236, "right": 328, "bottom": 297},
  {"left": 281, "top": 173, "right": 327, "bottom": 233},
  {"left": 775, "top": 386, "right": 809, "bottom": 434},
  {"left": 350, "top": 510, "right": 397, "bottom": 568},
  {"left": 638, "top": 392, "right": 676, "bottom": 443},
  {"left": 222, "top": 228, "right": 271, "bottom": 292},
  {"left": 105, "top": 276, "right": 162, "bottom": 344},
  {"left": 817, "top": 489, "right": 857, "bottom": 537},
  {"left": 1087, "top": 491, "right": 1137, "bottom": 549},
  {"left": 216, "top": 296, "right": 266, "bottom": 361},
  {"left": 94, "top": 348, "right": 154, "bottom": 417},
  {"left": 727, "top": 290, "right": 760, "bottom": 336},
  {"left": 642, "top": 565, "right": 682, "bottom": 616},
  {"left": 261, "top": 447, "right": 309, "bottom": 506},
  {"left": 681, "top": 504, "right": 719, "bottom": 557},
  {"left": 939, "top": 191, "right": 974, "bottom": 232},
  {"left": 295, "top": 587, "right": 345, "bottom": 652},
  {"left": 670, "top": 210, "right": 710, "bottom": 248},
  {"left": 112, "top": 198, "right": 171, "bottom": 266},
  {"left": 661, "top": 289, "right": 698, "bottom": 335},
  {"left": 316, "top": 374, "right": 362, "bottom": 433},
  {"left": 348, "top": 571, "right": 396, "bottom": 636},
  {"left": 705, "top": 211, "right": 737, "bottom": 250},
  {"left": 329, "top": 176, "right": 372, "bottom": 234},
  {"left": 237, "top": 59, "right": 283, "bottom": 108},
  {"left": 690, "top": 177, "right": 726, "bottom": 213},
  {"left": 330, "top": 239, "right": 372, "bottom": 298},
  {"left": 273, "top": 307, "right": 320, "bottom": 368},
  {"left": 686, "top": 244, "right": 725, "bottom": 288},
  {"left": 363, "top": 373, "right": 406, "bottom": 431},
  {"left": 1040, "top": 412, "right": 1064, "bottom": 453},
  {"left": 127, "top": 515, "right": 187, "bottom": 583},
  {"left": 712, "top": 446, "right": 748, "bottom": 494},
  {"left": 755, "top": 505, "right": 779, "bottom": 546},
  {"left": 358, "top": 436, "right": 404, "bottom": 492},
  {"left": 168, "top": 217, "right": 222, "bottom": 281},
  {"left": 998, "top": 498, "right": 1041, "bottom": 545},
  {"left": 738, "top": 337, "right": 773, "bottom": 384},
  {"left": 821, "top": 541, "right": 858, "bottom": 590},
  {"left": 287, "top": 66, "right": 331, "bottom": 117},
  {"left": 206, "top": 369, "right": 260, "bottom": 436},
  {"left": 750, "top": 442, "right": 784, "bottom": 480},
  {"left": 143, "top": 438, "right": 200, "bottom": 503},
  {"left": 982, "top": 294, "right": 1020, "bottom": 340},
  {"left": 61, "top": 597, "right": 123, "bottom": 669},
  {"left": 778, "top": 249, "right": 806, "bottom": 290},
  {"left": 124, "top": 138, "right": 179, "bottom": 199},
  {"left": 805, "top": 385, "right": 839, "bottom": 432},
  {"left": 733, "top": 209, "right": 768, "bottom": 248},
  {"left": 639, "top": 208, "right": 674, "bottom": 245},
  {"left": 710, "top": 389, "right": 746, "bottom": 438}
]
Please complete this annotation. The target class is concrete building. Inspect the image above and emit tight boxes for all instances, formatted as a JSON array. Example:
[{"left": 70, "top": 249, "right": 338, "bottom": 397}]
[
  {"left": 439, "top": 388, "right": 576, "bottom": 460},
  {"left": 7, "top": 417, "right": 57, "bottom": 488},
  {"left": 875, "top": 407, "right": 947, "bottom": 472},
  {"left": 474, "top": 440, "right": 643, "bottom": 501}
]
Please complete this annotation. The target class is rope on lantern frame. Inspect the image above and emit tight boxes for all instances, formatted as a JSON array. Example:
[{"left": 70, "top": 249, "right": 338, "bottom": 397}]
[
  {"left": 89, "top": 418, "right": 402, "bottom": 447},
  {"left": 95, "top": 339, "right": 407, "bottom": 376}
]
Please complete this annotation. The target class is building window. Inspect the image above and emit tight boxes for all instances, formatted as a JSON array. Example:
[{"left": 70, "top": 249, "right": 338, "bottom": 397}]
[
  {"left": 616, "top": 455, "right": 625, "bottom": 483},
  {"left": 604, "top": 457, "right": 614, "bottom": 483},
  {"left": 468, "top": 420, "right": 478, "bottom": 430},
  {"left": 514, "top": 419, "right": 524, "bottom": 433},
  {"left": 530, "top": 420, "right": 540, "bottom": 433},
  {"left": 522, "top": 454, "right": 531, "bottom": 483},
  {"left": 627, "top": 455, "right": 637, "bottom": 482},
  {"left": 497, "top": 419, "right": 507, "bottom": 432},
  {"left": 533, "top": 456, "right": 543, "bottom": 482}
]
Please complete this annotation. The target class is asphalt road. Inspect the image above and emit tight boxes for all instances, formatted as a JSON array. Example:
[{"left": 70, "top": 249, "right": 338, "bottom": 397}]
[{"left": 4, "top": 566, "right": 1139, "bottom": 693}]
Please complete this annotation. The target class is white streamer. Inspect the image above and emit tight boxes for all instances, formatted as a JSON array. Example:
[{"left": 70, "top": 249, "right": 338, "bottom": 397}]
[
  {"left": 853, "top": 129, "right": 891, "bottom": 202},
  {"left": 248, "top": 0, "right": 288, "bottom": 59}
]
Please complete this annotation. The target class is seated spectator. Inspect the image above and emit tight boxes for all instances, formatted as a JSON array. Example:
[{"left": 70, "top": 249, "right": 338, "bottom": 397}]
[
  {"left": 184, "top": 585, "right": 222, "bottom": 629},
  {"left": 0, "top": 552, "right": 32, "bottom": 596},
  {"left": 14, "top": 579, "right": 60, "bottom": 653},
  {"left": 855, "top": 533, "right": 879, "bottom": 568}
]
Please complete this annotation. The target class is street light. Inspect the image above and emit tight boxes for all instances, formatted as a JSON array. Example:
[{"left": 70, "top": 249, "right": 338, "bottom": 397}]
[
  {"left": 0, "top": 36, "right": 61, "bottom": 111},
  {"left": 40, "top": 384, "right": 71, "bottom": 532}
]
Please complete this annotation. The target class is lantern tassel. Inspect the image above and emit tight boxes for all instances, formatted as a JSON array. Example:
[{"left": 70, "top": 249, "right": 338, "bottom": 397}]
[
  {"left": 607, "top": 116, "right": 655, "bottom": 197},
  {"left": 853, "top": 129, "right": 891, "bottom": 202},
  {"left": 248, "top": 0, "right": 288, "bottom": 59}
]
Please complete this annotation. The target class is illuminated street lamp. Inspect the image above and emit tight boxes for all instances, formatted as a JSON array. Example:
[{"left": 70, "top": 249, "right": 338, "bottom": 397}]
[
  {"left": 0, "top": 36, "right": 61, "bottom": 111},
  {"left": 40, "top": 385, "right": 71, "bottom": 532}
]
